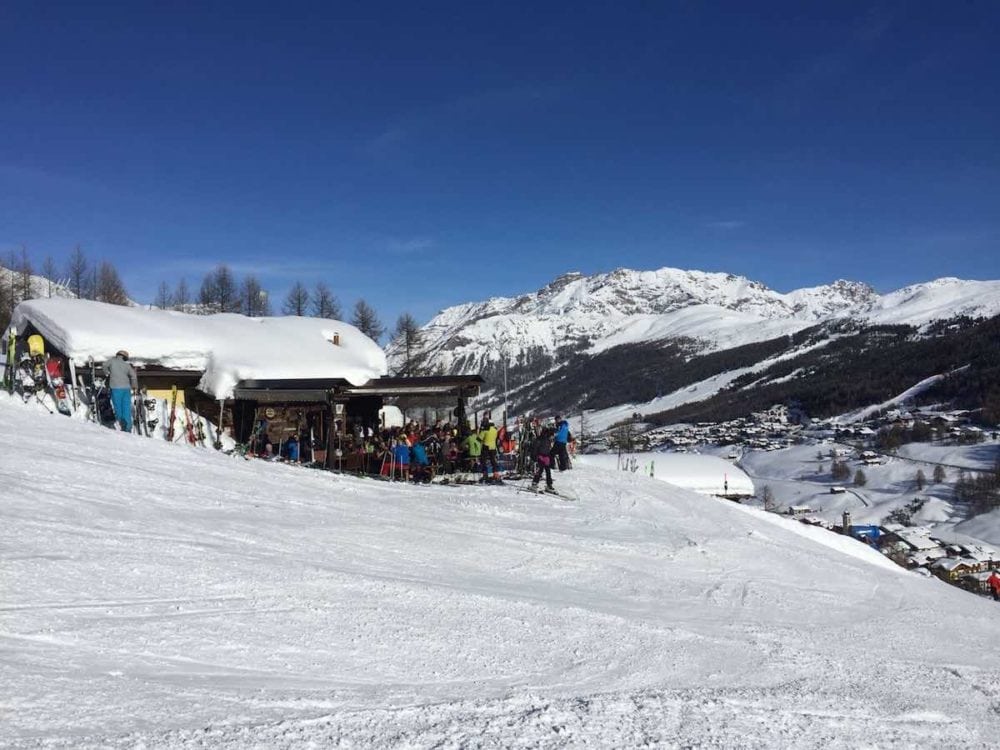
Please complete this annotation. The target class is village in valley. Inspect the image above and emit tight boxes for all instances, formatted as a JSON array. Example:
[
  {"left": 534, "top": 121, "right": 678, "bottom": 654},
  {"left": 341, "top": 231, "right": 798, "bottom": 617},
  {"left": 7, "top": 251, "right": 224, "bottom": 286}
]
[{"left": 601, "top": 402, "right": 1000, "bottom": 602}]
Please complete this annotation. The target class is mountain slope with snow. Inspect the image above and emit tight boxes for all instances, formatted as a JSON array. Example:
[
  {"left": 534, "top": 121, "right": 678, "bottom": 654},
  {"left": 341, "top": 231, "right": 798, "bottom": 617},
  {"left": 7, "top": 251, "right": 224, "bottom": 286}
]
[
  {"left": 392, "top": 267, "right": 1000, "bottom": 420},
  {"left": 3, "top": 395, "right": 1000, "bottom": 747},
  {"left": 397, "top": 268, "right": 887, "bottom": 376}
]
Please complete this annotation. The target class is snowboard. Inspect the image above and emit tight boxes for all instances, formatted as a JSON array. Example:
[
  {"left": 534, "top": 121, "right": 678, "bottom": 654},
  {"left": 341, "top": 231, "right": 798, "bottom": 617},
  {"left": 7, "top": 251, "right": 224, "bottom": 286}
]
[
  {"left": 142, "top": 393, "right": 159, "bottom": 435},
  {"left": 44, "top": 357, "right": 74, "bottom": 416}
]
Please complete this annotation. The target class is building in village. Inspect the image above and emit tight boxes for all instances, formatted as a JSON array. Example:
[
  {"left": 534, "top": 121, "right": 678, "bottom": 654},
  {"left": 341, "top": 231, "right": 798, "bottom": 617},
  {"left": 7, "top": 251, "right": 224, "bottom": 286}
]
[
  {"left": 876, "top": 526, "right": 950, "bottom": 568},
  {"left": 5, "top": 298, "right": 483, "bottom": 467}
]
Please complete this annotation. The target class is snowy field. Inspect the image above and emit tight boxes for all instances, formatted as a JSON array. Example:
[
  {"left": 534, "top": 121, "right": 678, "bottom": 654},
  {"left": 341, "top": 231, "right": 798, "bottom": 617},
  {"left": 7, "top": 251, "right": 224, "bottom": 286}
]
[
  {"left": 576, "top": 452, "right": 754, "bottom": 498},
  {"left": 3, "top": 396, "right": 1000, "bottom": 748},
  {"left": 737, "top": 441, "right": 1000, "bottom": 546}
]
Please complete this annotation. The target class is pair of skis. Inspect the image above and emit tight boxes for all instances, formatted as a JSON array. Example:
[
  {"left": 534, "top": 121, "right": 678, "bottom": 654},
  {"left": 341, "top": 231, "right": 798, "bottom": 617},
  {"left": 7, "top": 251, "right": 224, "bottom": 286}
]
[
  {"left": 3, "top": 329, "right": 15, "bottom": 395},
  {"left": 164, "top": 386, "right": 203, "bottom": 445},
  {"left": 515, "top": 483, "right": 577, "bottom": 501}
]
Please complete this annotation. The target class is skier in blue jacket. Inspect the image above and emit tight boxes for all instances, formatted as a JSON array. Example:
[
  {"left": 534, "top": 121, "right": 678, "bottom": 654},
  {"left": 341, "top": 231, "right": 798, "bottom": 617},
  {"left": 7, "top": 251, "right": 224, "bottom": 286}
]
[{"left": 552, "top": 415, "right": 572, "bottom": 471}]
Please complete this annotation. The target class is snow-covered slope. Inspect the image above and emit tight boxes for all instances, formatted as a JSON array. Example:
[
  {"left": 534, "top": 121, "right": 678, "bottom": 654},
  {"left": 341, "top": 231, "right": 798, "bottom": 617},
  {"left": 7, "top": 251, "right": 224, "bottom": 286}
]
[
  {"left": 866, "top": 277, "right": 1000, "bottom": 325},
  {"left": 736, "top": 439, "right": 1000, "bottom": 544},
  {"left": 393, "top": 266, "right": 1000, "bottom": 386},
  {"left": 3, "top": 395, "right": 1000, "bottom": 747},
  {"left": 0, "top": 263, "right": 76, "bottom": 302}
]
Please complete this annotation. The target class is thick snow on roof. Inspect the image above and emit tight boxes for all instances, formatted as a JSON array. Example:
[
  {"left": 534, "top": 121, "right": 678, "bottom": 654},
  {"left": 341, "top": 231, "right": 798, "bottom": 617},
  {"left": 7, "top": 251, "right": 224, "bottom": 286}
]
[{"left": 10, "top": 298, "right": 387, "bottom": 398}]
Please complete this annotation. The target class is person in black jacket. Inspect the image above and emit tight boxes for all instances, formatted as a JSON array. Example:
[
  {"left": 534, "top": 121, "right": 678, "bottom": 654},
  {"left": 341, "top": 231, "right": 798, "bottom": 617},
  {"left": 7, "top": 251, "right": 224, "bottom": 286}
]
[{"left": 530, "top": 426, "right": 555, "bottom": 492}]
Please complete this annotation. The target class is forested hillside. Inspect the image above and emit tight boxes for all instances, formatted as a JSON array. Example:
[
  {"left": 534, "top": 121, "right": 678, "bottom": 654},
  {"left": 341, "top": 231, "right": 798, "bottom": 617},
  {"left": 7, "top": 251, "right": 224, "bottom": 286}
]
[{"left": 647, "top": 315, "right": 1000, "bottom": 425}]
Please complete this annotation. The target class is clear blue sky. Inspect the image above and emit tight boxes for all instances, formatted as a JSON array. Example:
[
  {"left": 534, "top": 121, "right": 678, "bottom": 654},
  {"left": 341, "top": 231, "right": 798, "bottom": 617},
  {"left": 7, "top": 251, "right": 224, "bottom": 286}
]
[{"left": 2, "top": 1, "right": 998, "bottom": 332}]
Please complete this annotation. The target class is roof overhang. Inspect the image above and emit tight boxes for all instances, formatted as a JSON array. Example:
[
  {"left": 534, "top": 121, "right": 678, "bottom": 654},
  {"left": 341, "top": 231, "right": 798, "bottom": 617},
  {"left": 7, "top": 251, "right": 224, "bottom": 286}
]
[
  {"left": 232, "top": 377, "right": 350, "bottom": 403},
  {"left": 341, "top": 375, "right": 484, "bottom": 398},
  {"left": 231, "top": 374, "right": 484, "bottom": 403}
]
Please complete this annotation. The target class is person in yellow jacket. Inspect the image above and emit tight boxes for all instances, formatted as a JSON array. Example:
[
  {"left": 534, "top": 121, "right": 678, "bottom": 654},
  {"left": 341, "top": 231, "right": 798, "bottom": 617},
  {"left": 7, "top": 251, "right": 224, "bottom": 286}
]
[
  {"left": 463, "top": 429, "right": 483, "bottom": 473},
  {"left": 478, "top": 418, "right": 501, "bottom": 484}
]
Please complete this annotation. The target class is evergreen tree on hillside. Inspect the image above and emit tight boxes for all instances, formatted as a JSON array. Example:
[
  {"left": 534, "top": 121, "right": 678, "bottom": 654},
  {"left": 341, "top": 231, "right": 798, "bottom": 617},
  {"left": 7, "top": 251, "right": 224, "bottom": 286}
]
[
  {"left": 199, "top": 265, "right": 240, "bottom": 313},
  {"left": 172, "top": 277, "right": 190, "bottom": 309},
  {"left": 66, "top": 246, "right": 89, "bottom": 299},
  {"left": 242, "top": 275, "right": 271, "bottom": 317},
  {"left": 312, "top": 282, "right": 341, "bottom": 319},
  {"left": 351, "top": 299, "right": 385, "bottom": 343},
  {"left": 831, "top": 460, "right": 851, "bottom": 481},
  {"left": 95, "top": 261, "right": 130, "bottom": 305},
  {"left": 393, "top": 312, "right": 424, "bottom": 376},
  {"left": 16, "top": 247, "right": 33, "bottom": 302},
  {"left": 282, "top": 281, "right": 310, "bottom": 316},
  {"left": 155, "top": 282, "right": 172, "bottom": 309},
  {"left": 0, "top": 262, "right": 13, "bottom": 332},
  {"left": 0, "top": 294, "right": 9, "bottom": 334},
  {"left": 41, "top": 256, "right": 58, "bottom": 297}
]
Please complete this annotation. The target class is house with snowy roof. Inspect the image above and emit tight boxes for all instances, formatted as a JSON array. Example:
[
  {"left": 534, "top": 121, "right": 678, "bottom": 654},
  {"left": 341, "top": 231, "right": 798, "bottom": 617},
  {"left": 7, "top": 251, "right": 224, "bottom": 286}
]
[
  {"left": 6, "top": 298, "right": 483, "bottom": 464},
  {"left": 930, "top": 557, "right": 981, "bottom": 582},
  {"left": 947, "top": 543, "right": 999, "bottom": 570},
  {"left": 877, "top": 526, "right": 948, "bottom": 568}
]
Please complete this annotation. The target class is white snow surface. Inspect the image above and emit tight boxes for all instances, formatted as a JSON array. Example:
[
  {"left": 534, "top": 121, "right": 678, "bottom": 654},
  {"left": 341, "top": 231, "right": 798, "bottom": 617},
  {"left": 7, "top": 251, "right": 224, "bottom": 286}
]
[
  {"left": 4, "top": 395, "right": 1000, "bottom": 748},
  {"left": 837, "top": 368, "right": 970, "bottom": 424},
  {"left": 577, "top": 452, "right": 755, "bottom": 498},
  {"left": 9, "top": 298, "right": 387, "bottom": 398},
  {"left": 735, "top": 440, "right": 1000, "bottom": 547}
]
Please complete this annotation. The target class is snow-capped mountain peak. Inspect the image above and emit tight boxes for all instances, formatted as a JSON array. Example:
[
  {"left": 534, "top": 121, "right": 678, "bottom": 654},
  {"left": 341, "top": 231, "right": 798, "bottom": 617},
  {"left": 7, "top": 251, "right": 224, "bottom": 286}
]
[{"left": 390, "top": 266, "right": 1000, "bottom": 386}]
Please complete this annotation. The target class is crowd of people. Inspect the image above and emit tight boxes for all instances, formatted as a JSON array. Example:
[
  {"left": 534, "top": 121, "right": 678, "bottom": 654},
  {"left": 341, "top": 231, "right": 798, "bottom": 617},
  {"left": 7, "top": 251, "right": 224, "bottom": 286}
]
[{"left": 252, "top": 412, "right": 577, "bottom": 491}]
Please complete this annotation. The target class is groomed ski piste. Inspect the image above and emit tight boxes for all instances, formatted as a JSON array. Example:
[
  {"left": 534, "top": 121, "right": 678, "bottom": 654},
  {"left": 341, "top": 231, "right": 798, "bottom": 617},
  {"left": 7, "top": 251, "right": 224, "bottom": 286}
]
[{"left": 3, "top": 395, "right": 1000, "bottom": 748}]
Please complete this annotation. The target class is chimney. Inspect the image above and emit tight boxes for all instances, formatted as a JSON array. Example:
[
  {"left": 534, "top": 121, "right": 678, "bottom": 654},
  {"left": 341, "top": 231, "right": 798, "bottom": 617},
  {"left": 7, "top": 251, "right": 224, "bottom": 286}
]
[{"left": 842, "top": 511, "right": 851, "bottom": 535}]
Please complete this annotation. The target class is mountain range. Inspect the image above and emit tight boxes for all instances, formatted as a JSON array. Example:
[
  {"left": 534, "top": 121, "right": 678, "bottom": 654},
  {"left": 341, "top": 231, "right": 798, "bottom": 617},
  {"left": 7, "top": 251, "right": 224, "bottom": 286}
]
[{"left": 388, "top": 267, "right": 1000, "bottom": 427}]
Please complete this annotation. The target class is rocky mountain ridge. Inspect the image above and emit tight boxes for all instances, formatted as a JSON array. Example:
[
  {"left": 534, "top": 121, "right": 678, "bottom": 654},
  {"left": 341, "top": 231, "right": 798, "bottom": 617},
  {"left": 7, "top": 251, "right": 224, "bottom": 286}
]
[{"left": 392, "top": 267, "right": 1000, "bottom": 378}]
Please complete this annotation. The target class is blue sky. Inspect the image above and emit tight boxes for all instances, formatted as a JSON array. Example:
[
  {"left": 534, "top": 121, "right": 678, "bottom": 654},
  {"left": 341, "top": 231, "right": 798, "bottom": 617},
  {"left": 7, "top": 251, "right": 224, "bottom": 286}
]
[{"left": 2, "top": 1, "right": 998, "bottom": 332}]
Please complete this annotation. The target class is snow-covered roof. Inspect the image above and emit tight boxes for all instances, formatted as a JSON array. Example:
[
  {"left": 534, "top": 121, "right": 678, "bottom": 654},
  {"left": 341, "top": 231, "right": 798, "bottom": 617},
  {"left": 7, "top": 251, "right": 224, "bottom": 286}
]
[
  {"left": 893, "top": 527, "right": 943, "bottom": 551},
  {"left": 10, "top": 298, "right": 387, "bottom": 399},
  {"left": 907, "top": 549, "right": 948, "bottom": 566},
  {"left": 931, "top": 557, "right": 978, "bottom": 572},
  {"left": 959, "top": 545, "right": 998, "bottom": 562}
]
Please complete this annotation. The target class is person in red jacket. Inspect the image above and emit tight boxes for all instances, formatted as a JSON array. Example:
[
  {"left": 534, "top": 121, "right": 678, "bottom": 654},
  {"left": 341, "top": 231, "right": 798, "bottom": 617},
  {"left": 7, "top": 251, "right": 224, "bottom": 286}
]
[{"left": 988, "top": 571, "right": 1000, "bottom": 602}]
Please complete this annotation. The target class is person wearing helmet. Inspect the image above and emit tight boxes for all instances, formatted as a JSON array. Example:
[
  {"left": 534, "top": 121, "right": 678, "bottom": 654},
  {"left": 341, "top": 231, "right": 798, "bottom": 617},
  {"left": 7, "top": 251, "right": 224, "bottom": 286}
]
[{"left": 103, "top": 349, "right": 138, "bottom": 432}]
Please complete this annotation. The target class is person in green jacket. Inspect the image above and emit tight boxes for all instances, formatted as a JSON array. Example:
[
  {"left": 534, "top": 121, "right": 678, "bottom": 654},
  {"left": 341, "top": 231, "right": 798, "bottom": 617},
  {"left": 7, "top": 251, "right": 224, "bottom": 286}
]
[
  {"left": 478, "top": 418, "right": 501, "bottom": 483},
  {"left": 463, "top": 429, "right": 483, "bottom": 473}
]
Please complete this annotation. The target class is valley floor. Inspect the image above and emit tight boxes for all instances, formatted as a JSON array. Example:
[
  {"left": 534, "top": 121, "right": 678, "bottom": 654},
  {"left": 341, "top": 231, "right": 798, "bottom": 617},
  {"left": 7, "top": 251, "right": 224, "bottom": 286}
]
[{"left": 2, "top": 395, "right": 1000, "bottom": 748}]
